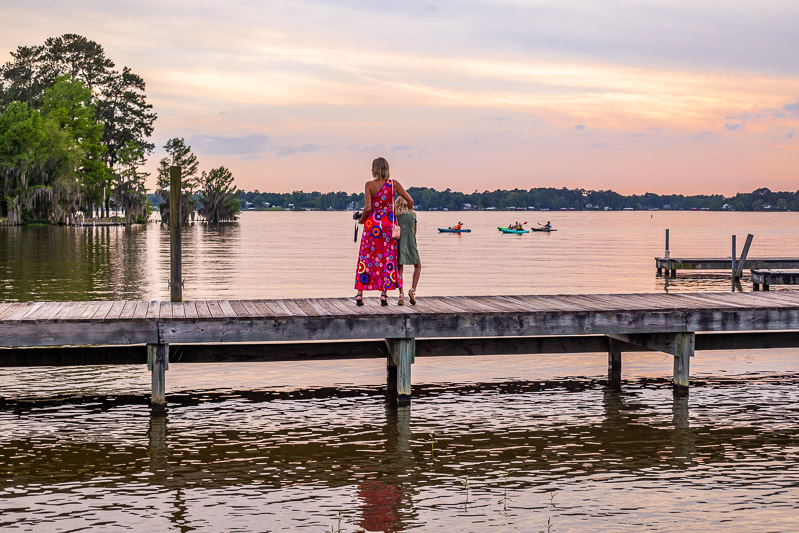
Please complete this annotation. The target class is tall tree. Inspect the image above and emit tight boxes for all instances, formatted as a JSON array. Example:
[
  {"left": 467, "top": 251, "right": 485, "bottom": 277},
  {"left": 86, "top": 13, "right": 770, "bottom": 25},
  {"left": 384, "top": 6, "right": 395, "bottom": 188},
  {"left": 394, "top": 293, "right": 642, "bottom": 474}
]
[
  {"left": 0, "top": 101, "right": 82, "bottom": 223},
  {"left": 198, "top": 166, "right": 240, "bottom": 223},
  {"left": 157, "top": 138, "right": 200, "bottom": 224},
  {"left": 41, "top": 75, "right": 107, "bottom": 210}
]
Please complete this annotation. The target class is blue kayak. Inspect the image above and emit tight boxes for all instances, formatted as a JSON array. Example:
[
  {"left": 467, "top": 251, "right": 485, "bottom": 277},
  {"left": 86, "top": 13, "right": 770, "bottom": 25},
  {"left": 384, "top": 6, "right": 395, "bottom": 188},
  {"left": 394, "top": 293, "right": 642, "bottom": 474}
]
[
  {"left": 438, "top": 228, "right": 471, "bottom": 233},
  {"left": 498, "top": 227, "right": 529, "bottom": 234}
]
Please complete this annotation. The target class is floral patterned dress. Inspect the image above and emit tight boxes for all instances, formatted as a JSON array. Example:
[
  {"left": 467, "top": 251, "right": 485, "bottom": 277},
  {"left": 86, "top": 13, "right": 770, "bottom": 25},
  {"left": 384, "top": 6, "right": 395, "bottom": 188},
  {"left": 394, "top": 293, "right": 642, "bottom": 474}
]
[{"left": 355, "top": 179, "right": 402, "bottom": 292}]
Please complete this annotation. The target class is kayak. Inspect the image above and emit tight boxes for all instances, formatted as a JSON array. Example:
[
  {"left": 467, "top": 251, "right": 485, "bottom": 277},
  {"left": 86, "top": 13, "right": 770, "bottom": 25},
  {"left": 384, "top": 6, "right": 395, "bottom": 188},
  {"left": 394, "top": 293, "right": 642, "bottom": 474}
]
[
  {"left": 438, "top": 228, "right": 471, "bottom": 233},
  {"left": 498, "top": 227, "right": 529, "bottom": 234},
  {"left": 530, "top": 228, "right": 557, "bottom": 232}
]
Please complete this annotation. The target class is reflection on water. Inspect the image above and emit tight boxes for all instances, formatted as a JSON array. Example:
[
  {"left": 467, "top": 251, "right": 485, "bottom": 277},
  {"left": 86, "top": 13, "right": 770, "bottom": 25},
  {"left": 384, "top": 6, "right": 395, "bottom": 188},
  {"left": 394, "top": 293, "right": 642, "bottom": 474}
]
[
  {"left": 3, "top": 211, "right": 799, "bottom": 301},
  {"left": 1, "top": 352, "right": 799, "bottom": 531},
  {"left": 1, "top": 375, "right": 798, "bottom": 531}
]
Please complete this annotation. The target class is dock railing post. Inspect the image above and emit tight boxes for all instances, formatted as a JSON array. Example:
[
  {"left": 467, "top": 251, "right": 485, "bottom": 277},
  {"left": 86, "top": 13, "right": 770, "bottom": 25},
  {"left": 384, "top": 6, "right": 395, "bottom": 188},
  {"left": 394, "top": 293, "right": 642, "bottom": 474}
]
[
  {"left": 734, "top": 234, "right": 754, "bottom": 280},
  {"left": 665, "top": 228, "right": 670, "bottom": 259},
  {"left": 148, "top": 343, "right": 169, "bottom": 414},
  {"left": 169, "top": 165, "right": 182, "bottom": 303}
]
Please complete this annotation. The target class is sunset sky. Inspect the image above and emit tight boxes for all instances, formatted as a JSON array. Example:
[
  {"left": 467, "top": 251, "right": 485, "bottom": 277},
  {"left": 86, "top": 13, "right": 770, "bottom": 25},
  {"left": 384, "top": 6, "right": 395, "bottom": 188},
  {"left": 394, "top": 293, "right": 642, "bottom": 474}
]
[{"left": 1, "top": 0, "right": 798, "bottom": 195}]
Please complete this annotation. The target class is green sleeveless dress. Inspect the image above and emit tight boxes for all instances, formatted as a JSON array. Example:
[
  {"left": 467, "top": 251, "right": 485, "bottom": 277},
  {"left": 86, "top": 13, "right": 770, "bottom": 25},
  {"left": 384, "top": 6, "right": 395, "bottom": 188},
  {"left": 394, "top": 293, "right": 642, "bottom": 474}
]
[{"left": 396, "top": 211, "right": 419, "bottom": 265}]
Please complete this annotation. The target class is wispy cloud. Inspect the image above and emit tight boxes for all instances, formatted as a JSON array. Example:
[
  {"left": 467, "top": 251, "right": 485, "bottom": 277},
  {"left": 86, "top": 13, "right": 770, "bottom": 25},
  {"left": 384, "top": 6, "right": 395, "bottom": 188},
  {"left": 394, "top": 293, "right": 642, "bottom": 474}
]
[
  {"left": 186, "top": 134, "right": 272, "bottom": 159},
  {"left": 574, "top": 124, "right": 586, "bottom": 131}
]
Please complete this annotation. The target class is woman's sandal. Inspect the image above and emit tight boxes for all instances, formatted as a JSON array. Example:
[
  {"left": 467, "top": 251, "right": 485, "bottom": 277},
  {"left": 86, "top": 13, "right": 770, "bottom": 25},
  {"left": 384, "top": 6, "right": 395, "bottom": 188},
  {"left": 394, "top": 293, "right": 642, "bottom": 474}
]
[
  {"left": 398, "top": 293, "right": 405, "bottom": 306},
  {"left": 408, "top": 288, "right": 416, "bottom": 306},
  {"left": 355, "top": 294, "right": 364, "bottom": 306},
  {"left": 380, "top": 293, "right": 388, "bottom": 306}
]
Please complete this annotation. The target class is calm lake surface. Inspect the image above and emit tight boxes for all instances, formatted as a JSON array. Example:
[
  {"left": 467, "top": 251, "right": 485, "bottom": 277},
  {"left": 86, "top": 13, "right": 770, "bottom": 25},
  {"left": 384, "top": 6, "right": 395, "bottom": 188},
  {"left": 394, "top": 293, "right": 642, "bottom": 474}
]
[{"left": 1, "top": 211, "right": 799, "bottom": 532}]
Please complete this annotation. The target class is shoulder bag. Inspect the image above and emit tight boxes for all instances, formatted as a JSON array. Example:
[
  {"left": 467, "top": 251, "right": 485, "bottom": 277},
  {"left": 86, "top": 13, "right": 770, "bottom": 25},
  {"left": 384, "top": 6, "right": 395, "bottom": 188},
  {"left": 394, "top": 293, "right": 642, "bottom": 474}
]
[{"left": 391, "top": 181, "right": 401, "bottom": 240}]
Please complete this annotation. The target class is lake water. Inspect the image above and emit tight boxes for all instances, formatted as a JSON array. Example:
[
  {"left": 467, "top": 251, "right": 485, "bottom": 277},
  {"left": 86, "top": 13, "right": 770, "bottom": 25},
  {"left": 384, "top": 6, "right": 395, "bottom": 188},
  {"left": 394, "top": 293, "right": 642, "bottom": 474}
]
[{"left": 1, "top": 211, "right": 799, "bottom": 531}]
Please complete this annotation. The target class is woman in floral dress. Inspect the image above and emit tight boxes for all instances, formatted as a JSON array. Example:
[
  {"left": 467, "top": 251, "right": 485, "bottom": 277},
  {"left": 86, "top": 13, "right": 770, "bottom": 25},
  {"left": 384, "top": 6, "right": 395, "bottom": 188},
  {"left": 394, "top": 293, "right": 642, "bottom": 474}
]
[{"left": 354, "top": 157, "right": 415, "bottom": 306}]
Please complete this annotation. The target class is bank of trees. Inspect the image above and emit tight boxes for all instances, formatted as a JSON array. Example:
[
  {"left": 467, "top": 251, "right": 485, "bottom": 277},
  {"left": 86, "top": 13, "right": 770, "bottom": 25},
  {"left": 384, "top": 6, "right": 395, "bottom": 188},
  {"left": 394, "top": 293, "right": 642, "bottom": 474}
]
[
  {"left": 236, "top": 186, "right": 799, "bottom": 212},
  {"left": 155, "top": 138, "right": 240, "bottom": 224},
  {"left": 0, "top": 34, "right": 155, "bottom": 224}
]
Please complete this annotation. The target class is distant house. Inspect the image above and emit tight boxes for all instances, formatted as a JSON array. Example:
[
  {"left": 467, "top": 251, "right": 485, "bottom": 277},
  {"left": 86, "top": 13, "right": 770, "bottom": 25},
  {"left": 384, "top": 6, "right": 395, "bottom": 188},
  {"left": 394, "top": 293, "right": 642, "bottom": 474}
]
[{"left": 463, "top": 203, "right": 473, "bottom": 210}]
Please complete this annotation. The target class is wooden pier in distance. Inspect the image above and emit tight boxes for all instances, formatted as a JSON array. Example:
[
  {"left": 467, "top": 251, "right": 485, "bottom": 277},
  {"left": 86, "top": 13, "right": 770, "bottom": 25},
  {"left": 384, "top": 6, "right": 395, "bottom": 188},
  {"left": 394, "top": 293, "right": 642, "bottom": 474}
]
[
  {"left": 752, "top": 269, "right": 799, "bottom": 291},
  {"left": 2, "top": 292, "right": 799, "bottom": 413},
  {"left": 655, "top": 257, "right": 799, "bottom": 278}
]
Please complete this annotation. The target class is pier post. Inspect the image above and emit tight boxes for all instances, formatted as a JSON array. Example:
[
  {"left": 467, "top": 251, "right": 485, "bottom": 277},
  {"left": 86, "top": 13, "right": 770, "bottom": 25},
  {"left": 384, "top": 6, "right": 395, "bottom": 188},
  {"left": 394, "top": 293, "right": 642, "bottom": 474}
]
[
  {"left": 607, "top": 338, "right": 622, "bottom": 390},
  {"left": 664, "top": 228, "right": 670, "bottom": 259},
  {"left": 672, "top": 332, "right": 693, "bottom": 397},
  {"left": 147, "top": 343, "right": 169, "bottom": 414},
  {"left": 608, "top": 331, "right": 694, "bottom": 396},
  {"left": 386, "top": 338, "right": 415, "bottom": 406},
  {"left": 169, "top": 165, "right": 182, "bottom": 302},
  {"left": 734, "top": 234, "right": 753, "bottom": 280}
]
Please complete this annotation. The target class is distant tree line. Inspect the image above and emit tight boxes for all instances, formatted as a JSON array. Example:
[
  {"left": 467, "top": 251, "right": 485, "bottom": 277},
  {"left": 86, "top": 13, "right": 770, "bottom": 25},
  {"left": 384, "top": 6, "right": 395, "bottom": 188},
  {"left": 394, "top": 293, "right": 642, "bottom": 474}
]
[{"left": 233, "top": 186, "right": 799, "bottom": 211}]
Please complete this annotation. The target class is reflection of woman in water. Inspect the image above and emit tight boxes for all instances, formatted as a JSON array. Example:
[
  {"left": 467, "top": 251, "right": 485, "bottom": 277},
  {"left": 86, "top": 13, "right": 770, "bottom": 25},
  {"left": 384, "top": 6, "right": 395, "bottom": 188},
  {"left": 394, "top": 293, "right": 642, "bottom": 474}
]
[{"left": 357, "top": 479, "right": 402, "bottom": 532}]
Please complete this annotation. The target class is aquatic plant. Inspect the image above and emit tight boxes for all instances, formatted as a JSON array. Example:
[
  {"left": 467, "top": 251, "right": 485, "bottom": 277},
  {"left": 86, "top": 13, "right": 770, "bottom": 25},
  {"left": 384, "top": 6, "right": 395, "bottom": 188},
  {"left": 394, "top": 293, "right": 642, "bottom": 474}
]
[
  {"left": 502, "top": 470, "right": 516, "bottom": 509},
  {"left": 428, "top": 431, "right": 437, "bottom": 455}
]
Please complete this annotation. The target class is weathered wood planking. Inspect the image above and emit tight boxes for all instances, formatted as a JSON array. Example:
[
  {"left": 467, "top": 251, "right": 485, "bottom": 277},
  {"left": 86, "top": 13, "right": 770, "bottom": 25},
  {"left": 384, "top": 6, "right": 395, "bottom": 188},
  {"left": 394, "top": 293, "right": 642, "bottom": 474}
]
[
  {"left": 1, "top": 292, "right": 799, "bottom": 348},
  {"left": 656, "top": 257, "right": 799, "bottom": 273},
  {"left": 752, "top": 269, "right": 799, "bottom": 290}
]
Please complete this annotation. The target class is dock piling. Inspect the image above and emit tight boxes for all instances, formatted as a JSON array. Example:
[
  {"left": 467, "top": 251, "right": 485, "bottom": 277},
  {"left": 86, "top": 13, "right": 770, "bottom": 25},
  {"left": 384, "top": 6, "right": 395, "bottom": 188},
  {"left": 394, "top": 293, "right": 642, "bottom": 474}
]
[
  {"left": 147, "top": 343, "right": 169, "bottom": 414},
  {"left": 672, "top": 333, "right": 693, "bottom": 397},
  {"left": 387, "top": 338, "right": 415, "bottom": 406},
  {"left": 734, "top": 234, "right": 754, "bottom": 280},
  {"left": 169, "top": 166, "right": 182, "bottom": 303},
  {"left": 607, "top": 337, "right": 622, "bottom": 390},
  {"left": 608, "top": 332, "right": 694, "bottom": 396}
]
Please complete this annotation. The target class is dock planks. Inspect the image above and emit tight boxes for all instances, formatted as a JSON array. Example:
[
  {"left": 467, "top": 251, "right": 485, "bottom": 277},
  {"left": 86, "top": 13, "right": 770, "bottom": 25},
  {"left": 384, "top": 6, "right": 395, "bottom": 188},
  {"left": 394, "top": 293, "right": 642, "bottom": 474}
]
[{"left": 1, "top": 292, "right": 799, "bottom": 348}]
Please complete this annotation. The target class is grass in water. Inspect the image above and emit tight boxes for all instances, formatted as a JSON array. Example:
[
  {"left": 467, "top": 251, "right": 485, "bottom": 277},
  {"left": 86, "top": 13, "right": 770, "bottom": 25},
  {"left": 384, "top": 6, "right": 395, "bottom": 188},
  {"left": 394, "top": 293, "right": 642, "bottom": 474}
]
[
  {"left": 428, "top": 431, "right": 437, "bottom": 455},
  {"left": 502, "top": 470, "right": 516, "bottom": 510}
]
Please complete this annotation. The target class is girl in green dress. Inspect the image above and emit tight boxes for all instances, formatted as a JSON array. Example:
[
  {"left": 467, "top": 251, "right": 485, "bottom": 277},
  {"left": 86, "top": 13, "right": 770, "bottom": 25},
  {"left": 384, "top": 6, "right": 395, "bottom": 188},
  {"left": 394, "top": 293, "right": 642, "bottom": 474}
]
[{"left": 394, "top": 196, "right": 421, "bottom": 305}]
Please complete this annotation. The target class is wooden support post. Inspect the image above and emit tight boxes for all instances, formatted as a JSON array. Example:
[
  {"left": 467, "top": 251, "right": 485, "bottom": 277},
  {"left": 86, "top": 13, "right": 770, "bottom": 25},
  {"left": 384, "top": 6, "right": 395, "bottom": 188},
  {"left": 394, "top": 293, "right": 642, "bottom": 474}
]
[
  {"left": 608, "top": 331, "right": 694, "bottom": 396},
  {"left": 734, "top": 233, "right": 753, "bottom": 280},
  {"left": 147, "top": 343, "right": 169, "bottom": 414},
  {"left": 607, "top": 337, "right": 622, "bottom": 390},
  {"left": 753, "top": 282, "right": 760, "bottom": 291},
  {"left": 763, "top": 283, "right": 770, "bottom": 291},
  {"left": 670, "top": 268, "right": 677, "bottom": 278},
  {"left": 672, "top": 332, "right": 693, "bottom": 397},
  {"left": 664, "top": 228, "right": 670, "bottom": 259},
  {"left": 169, "top": 166, "right": 182, "bottom": 302},
  {"left": 386, "top": 338, "right": 415, "bottom": 406},
  {"left": 386, "top": 350, "right": 398, "bottom": 398},
  {"left": 731, "top": 234, "right": 737, "bottom": 282},
  {"left": 656, "top": 267, "right": 662, "bottom": 277}
]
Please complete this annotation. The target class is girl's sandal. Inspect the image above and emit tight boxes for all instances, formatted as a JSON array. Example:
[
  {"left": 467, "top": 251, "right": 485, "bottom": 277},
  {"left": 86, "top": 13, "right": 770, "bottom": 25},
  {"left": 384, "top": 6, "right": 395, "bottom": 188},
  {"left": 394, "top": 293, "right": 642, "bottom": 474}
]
[
  {"left": 398, "top": 294, "right": 405, "bottom": 306},
  {"left": 408, "top": 288, "right": 416, "bottom": 306},
  {"left": 380, "top": 293, "right": 388, "bottom": 306},
  {"left": 355, "top": 294, "right": 364, "bottom": 306}
]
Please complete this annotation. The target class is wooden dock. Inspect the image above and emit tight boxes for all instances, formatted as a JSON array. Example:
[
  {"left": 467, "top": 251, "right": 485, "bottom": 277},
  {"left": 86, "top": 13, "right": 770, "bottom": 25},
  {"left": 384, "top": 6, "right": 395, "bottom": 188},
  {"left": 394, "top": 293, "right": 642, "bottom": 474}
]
[
  {"left": 752, "top": 269, "right": 799, "bottom": 291},
  {"left": 655, "top": 257, "right": 799, "bottom": 277},
  {"left": 2, "top": 292, "right": 799, "bottom": 412}
]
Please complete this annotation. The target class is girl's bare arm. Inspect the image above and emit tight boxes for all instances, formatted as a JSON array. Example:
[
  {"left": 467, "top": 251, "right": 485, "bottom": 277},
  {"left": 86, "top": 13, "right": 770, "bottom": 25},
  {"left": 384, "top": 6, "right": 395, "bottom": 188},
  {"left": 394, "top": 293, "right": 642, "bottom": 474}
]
[{"left": 393, "top": 180, "right": 414, "bottom": 209}]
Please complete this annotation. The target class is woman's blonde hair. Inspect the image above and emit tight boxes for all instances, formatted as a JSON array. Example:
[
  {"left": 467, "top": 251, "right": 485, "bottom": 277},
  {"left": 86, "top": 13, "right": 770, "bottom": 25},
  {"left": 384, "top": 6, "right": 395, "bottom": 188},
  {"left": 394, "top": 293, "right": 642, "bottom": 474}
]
[
  {"left": 372, "top": 157, "right": 390, "bottom": 181},
  {"left": 395, "top": 195, "right": 413, "bottom": 215}
]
